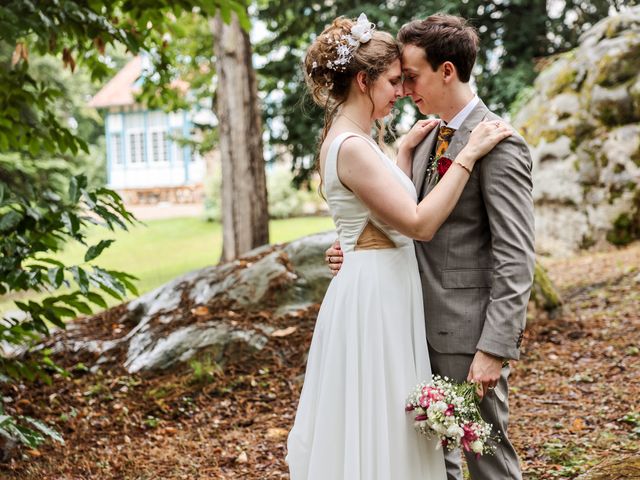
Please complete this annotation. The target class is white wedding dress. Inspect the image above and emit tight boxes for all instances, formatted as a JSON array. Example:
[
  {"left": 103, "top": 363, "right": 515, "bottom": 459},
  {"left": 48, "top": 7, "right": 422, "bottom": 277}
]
[{"left": 286, "top": 132, "right": 447, "bottom": 479}]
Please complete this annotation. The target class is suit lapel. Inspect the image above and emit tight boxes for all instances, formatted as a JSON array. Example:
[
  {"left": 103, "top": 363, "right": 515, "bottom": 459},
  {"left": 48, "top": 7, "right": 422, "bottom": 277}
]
[
  {"left": 412, "top": 121, "right": 440, "bottom": 194},
  {"left": 423, "top": 100, "right": 491, "bottom": 196}
]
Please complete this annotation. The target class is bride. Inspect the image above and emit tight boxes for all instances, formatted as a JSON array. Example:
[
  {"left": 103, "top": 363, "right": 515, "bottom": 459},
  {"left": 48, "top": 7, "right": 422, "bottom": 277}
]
[{"left": 286, "top": 14, "right": 512, "bottom": 479}]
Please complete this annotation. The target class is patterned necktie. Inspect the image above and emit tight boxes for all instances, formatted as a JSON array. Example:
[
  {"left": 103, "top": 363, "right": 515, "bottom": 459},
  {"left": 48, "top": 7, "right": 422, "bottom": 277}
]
[
  {"left": 427, "top": 125, "right": 456, "bottom": 183},
  {"left": 435, "top": 126, "right": 456, "bottom": 161}
]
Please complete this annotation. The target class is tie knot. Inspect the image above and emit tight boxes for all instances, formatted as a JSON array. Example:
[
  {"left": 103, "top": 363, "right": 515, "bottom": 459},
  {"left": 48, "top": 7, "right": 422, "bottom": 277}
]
[{"left": 438, "top": 126, "right": 456, "bottom": 143}]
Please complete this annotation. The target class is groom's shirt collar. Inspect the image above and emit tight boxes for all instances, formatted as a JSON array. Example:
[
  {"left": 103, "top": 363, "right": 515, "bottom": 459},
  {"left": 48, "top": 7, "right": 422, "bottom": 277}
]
[{"left": 444, "top": 95, "right": 479, "bottom": 130}]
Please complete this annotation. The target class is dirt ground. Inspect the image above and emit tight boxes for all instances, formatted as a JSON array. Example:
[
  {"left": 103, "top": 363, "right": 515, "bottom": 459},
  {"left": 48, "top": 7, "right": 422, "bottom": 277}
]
[{"left": 1, "top": 242, "right": 638, "bottom": 479}]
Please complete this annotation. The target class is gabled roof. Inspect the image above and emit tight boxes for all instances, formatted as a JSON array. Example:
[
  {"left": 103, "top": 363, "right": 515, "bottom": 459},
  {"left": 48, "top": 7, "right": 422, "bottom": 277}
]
[{"left": 88, "top": 56, "right": 143, "bottom": 108}]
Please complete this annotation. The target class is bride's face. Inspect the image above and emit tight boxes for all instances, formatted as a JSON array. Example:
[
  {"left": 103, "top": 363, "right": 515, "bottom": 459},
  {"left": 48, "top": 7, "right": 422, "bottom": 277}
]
[{"left": 369, "top": 59, "right": 403, "bottom": 119}]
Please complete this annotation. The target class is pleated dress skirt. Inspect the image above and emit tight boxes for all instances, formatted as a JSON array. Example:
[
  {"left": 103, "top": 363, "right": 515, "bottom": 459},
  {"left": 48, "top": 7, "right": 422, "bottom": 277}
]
[{"left": 286, "top": 245, "right": 447, "bottom": 479}]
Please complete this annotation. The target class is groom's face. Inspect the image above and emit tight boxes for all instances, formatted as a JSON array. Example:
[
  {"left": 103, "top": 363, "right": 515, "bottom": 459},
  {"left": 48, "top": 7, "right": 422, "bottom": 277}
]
[{"left": 401, "top": 44, "right": 443, "bottom": 116}]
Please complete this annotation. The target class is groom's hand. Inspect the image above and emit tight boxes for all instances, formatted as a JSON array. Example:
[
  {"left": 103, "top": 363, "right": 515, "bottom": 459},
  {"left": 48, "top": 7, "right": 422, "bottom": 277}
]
[
  {"left": 325, "top": 240, "right": 343, "bottom": 276},
  {"left": 467, "top": 350, "right": 503, "bottom": 400}
]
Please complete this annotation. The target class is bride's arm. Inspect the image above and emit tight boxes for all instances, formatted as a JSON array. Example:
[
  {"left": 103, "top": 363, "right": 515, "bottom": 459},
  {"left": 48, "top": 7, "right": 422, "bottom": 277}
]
[
  {"left": 396, "top": 119, "right": 439, "bottom": 177},
  {"left": 338, "top": 121, "right": 512, "bottom": 241}
]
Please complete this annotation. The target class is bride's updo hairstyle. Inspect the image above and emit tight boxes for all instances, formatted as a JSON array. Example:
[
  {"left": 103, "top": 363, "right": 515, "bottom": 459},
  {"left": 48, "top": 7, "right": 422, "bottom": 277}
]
[{"left": 304, "top": 16, "right": 400, "bottom": 150}]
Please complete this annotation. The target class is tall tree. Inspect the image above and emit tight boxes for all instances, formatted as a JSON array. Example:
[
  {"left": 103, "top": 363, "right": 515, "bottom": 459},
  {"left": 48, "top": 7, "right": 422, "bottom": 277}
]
[{"left": 213, "top": 13, "right": 269, "bottom": 261}]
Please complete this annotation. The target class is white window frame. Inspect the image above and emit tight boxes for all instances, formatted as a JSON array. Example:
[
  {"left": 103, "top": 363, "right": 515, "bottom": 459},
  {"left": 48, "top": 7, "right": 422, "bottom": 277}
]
[
  {"left": 127, "top": 129, "right": 145, "bottom": 165},
  {"left": 150, "top": 128, "right": 169, "bottom": 163},
  {"left": 111, "top": 132, "right": 123, "bottom": 165}
]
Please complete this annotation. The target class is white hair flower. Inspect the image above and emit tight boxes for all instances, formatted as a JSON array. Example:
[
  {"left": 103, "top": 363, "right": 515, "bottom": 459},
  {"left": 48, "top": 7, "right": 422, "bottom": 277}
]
[
  {"left": 350, "top": 13, "right": 374, "bottom": 44},
  {"left": 323, "top": 13, "right": 376, "bottom": 72}
]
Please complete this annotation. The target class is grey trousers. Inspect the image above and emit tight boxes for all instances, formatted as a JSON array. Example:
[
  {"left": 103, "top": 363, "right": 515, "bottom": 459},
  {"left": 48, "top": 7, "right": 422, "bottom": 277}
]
[{"left": 428, "top": 345, "right": 523, "bottom": 480}]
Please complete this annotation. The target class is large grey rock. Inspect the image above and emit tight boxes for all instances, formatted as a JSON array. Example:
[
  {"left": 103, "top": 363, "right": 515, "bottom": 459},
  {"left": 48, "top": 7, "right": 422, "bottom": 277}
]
[
  {"left": 48, "top": 231, "right": 337, "bottom": 373},
  {"left": 514, "top": 7, "right": 640, "bottom": 255}
]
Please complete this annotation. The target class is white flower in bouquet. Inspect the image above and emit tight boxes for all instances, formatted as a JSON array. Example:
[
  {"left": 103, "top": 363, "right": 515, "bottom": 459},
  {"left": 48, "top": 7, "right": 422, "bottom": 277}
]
[
  {"left": 471, "top": 440, "right": 484, "bottom": 454},
  {"left": 446, "top": 424, "right": 464, "bottom": 439},
  {"left": 405, "top": 375, "right": 497, "bottom": 456}
]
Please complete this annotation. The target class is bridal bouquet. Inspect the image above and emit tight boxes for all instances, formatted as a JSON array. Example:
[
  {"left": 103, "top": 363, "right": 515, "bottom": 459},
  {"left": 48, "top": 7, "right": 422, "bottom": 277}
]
[{"left": 405, "top": 375, "right": 496, "bottom": 456}]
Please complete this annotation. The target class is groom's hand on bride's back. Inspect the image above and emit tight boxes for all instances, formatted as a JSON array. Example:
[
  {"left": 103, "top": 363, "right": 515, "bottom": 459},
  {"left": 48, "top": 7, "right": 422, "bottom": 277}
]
[{"left": 325, "top": 240, "right": 343, "bottom": 276}]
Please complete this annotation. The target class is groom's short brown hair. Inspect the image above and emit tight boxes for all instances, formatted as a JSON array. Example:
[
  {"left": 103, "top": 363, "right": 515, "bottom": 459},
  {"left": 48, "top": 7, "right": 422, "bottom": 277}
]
[{"left": 397, "top": 14, "right": 479, "bottom": 83}]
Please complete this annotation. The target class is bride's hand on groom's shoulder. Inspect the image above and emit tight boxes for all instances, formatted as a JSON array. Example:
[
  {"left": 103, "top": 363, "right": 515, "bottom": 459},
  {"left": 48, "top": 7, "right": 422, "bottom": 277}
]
[
  {"left": 399, "top": 119, "right": 439, "bottom": 153},
  {"left": 325, "top": 240, "right": 343, "bottom": 276},
  {"left": 463, "top": 120, "right": 513, "bottom": 162}
]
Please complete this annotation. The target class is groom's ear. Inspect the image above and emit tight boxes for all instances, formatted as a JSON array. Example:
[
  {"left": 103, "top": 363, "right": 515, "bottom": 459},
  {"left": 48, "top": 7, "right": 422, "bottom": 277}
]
[
  {"left": 355, "top": 71, "right": 368, "bottom": 93},
  {"left": 441, "top": 61, "right": 457, "bottom": 83}
]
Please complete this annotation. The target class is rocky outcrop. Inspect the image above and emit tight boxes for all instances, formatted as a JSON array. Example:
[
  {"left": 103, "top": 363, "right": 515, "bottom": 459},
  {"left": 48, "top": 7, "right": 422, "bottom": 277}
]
[
  {"left": 514, "top": 7, "right": 640, "bottom": 255},
  {"left": 47, "top": 231, "right": 336, "bottom": 373}
]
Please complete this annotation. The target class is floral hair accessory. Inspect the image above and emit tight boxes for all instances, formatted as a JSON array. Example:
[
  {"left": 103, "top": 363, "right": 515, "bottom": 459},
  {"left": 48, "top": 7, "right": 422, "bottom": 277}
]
[{"left": 326, "top": 13, "right": 375, "bottom": 72}]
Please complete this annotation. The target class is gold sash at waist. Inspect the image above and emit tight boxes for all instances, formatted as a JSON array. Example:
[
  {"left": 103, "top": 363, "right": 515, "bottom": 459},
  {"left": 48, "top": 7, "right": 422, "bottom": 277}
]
[{"left": 354, "top": 221, "right": 396, "bottom": 250}]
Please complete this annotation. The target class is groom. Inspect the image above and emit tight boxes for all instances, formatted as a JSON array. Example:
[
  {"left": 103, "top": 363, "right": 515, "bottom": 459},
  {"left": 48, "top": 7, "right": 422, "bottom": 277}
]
[{"left": 326, "top": 14, "right": 535, "bottom": 480}]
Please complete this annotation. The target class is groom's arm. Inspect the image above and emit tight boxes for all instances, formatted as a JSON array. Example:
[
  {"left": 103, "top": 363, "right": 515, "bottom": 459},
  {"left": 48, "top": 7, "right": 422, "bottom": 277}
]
[{"left": 476, "top": 132, "right": 535, "bottom": 361}]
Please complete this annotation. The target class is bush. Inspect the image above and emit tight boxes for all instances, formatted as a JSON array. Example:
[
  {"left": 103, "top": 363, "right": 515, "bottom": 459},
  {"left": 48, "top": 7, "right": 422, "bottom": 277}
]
[{"left": 0, "top": 160, "right": 138, "bottom": 449}]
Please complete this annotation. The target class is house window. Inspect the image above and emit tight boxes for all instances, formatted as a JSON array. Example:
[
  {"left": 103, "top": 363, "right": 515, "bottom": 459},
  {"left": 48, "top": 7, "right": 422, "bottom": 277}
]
[
  {"left": 128, "top": 131, "right": 145, "bottom": 163},
  {"left": 111, "top": 133, "right": 123, "bottom": 164},
  {"left": 151, "top": 130, "right": 168, "bottom": 162}
]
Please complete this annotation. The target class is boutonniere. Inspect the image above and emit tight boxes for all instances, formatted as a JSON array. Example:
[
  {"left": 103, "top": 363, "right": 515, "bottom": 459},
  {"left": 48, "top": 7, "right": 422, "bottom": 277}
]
[{"left": 436, "top": 156, "right": 453, "bottom": 181}]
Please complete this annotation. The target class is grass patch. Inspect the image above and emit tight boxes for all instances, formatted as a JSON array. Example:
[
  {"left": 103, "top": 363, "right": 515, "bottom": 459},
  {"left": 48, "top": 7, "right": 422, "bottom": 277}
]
[{"left": 0, "top": 215, "right": 334, "bottom": 314}]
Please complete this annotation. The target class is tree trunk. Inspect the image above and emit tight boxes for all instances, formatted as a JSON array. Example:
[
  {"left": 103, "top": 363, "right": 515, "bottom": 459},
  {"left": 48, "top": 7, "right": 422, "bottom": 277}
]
[{"left": 212, "top": 13, "right": 269, "bottom": 263}]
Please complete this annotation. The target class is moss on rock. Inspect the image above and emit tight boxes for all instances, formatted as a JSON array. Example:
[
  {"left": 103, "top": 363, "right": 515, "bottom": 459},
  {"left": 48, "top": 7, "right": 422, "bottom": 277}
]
[
  {"left": 530, "top": 262, "right": 563, "bottom": 314},
  {"left": 513, "top": 8, "right": 640, "bottom": 252},
  {"left": 606, "top": 191, "right": 640, "bottom": 245},
  {"left": 595, "top": 47, "right": 640, "bottom": 87}
]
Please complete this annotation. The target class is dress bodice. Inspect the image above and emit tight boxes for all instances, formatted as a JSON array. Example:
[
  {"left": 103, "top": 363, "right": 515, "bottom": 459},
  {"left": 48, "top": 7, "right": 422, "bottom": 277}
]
[{"left": 323, "top": 132, "right": 417, "bottom": 253}]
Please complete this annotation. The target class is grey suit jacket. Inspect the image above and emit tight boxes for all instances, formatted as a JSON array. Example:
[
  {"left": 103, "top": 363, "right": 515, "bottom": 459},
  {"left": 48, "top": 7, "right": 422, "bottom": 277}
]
[{"left": 412, "top": 100, "right": 535, "bottom": 360}]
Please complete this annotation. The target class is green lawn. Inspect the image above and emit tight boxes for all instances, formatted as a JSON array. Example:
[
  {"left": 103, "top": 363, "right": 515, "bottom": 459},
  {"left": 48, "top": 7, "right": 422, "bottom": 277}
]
[{"left": 0, "top": 215, "right": 334, "bottom": 313}]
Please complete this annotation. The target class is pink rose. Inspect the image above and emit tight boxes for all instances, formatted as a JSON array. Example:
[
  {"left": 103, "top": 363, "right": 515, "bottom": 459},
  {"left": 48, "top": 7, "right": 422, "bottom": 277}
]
[{"left": 461, "top": 423, "right": 479, "bottom": 452}]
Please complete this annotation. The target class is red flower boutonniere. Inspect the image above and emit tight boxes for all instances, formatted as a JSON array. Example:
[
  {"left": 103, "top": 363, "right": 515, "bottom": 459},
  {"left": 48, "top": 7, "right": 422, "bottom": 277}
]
[{"left": 437, "top": 157, "right": 453, "bottom": 179}]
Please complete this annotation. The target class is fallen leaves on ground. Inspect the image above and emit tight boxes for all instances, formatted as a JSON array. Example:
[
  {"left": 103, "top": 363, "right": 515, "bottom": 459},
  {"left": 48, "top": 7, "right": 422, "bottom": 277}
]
[{"left": 1, "top": 243, "right": 638, "bottom": 479}]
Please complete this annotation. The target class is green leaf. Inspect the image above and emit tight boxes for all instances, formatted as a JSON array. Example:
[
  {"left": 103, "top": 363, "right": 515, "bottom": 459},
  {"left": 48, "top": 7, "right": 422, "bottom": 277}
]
[
  {"left": 0, "top": 211, "right": 22, "bottom": 232},
  {"left": 9, "top": 422, "right": 44, "bottom": 448},
  {"left": 69, "top": 177, "right": 79, "bottom": 204},
  {"left": 37, "top": 258, "right": 65, "bottom": 268},
  {"left": 219, "top": 3, "right": 232, "bottom": 24},
  {"left": 70, "top": 266, "right": 90, "bottom": 294},
  {"left": 98, "top": 283, "right": 122, "bottom": 300},
  {"left": 47, "top": 267, "right": 64, "bottom": 288},
  {"left": 50, "top": 306, "right": 76, "bottom": 318},
  {"left": 23, "top": 417, "right": 64, "bottom": 444},
  {"left": 28, "top": 137, "right": 40, "bottom": 156},
  {"left": 84, "top": 239, "right": 114, "bottom": 262},
  {"left": 43, "top": 310, "right": 67, "bottom": 329},
  {"left": 119, "top": 276, "right": 139, "bottom": 296},
  {"left": 86, "top": 291, "right": 107, "bottom": 309}
]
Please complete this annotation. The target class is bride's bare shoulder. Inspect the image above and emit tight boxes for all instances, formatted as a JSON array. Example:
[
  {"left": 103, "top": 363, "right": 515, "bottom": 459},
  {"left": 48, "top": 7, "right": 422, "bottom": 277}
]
[{"left": 320, "top": 129, "right": 363, "bottom": 168}]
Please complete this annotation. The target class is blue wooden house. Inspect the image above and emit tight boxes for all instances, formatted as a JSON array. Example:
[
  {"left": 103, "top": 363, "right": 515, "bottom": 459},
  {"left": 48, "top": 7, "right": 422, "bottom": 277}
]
[{"left": 89, "top": 56, "right": 207, "bottom": 204}]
